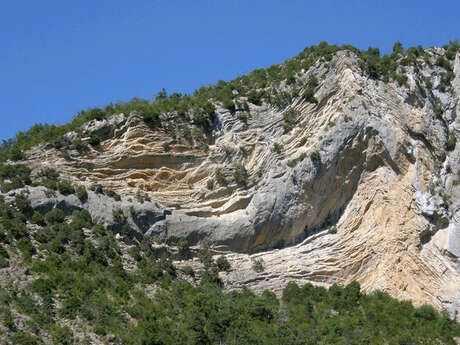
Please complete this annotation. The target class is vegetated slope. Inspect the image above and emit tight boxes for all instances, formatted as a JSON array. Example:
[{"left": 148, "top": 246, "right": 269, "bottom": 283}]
[
  {"left": 0, "top": 197, "right": 459, "bottom": 344},
  {"left": 1, "top": 41, "right": 460, "bottom": 343}
]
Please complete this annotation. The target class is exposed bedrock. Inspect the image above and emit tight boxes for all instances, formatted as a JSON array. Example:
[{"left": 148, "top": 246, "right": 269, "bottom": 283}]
[{"left": 17, "top": 50, "right": 460, "bottom": 319}]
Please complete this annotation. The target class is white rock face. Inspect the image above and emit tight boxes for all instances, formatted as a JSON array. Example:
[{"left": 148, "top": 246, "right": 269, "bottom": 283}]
[{"left": 22, "top": 50, "right": 460, "bottom": 319}]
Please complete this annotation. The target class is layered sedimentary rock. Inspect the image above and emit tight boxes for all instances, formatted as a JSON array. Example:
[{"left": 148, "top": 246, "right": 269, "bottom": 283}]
[{"left": 20, "top": 50, "right": 460, "bottom": 319}]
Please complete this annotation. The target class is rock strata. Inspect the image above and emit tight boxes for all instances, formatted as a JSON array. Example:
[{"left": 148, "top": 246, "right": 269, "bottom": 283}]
[{"left": 16, "top": 49, "right": 460, "bottom": 319}]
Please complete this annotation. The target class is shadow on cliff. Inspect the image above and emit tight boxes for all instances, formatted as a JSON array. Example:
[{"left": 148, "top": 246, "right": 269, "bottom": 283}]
[{"left": 249, "top": 124, "right": 403, "bottom": 253}]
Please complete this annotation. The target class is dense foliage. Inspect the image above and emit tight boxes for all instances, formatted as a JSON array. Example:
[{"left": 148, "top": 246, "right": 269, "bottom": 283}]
[{"left": 1, "top": 40, "right": 458, "bottom": 163}]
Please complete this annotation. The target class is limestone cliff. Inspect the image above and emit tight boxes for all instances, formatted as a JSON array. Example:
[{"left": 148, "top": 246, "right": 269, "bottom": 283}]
[{"left": 11, "top": 47, "right": 460, "bottom": 319}]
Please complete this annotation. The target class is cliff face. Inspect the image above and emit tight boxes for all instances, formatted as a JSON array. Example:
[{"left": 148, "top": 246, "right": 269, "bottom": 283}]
[{"left": 19, "top": 49, "right": 460, "bottom": 318}]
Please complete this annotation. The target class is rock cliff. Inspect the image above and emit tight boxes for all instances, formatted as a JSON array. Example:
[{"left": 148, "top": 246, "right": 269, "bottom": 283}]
[{"left": 9, "top": 46, "right": 460, "bottom": 319}]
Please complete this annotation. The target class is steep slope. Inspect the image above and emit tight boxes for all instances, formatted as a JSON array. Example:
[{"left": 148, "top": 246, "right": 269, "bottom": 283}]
[{"left": 3, "top": 42, "right": 460, "bottom": 321}]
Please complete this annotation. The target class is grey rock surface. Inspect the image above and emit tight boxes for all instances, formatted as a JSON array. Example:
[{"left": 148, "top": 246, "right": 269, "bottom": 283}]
[{"left": 4, "top": 186, "right": 164, "bottom": 235}]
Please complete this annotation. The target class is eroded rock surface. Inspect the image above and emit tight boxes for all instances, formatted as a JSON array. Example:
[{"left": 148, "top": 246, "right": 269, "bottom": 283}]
[{"left": 18, "top": 50, "right": 460, "bottom": 319}]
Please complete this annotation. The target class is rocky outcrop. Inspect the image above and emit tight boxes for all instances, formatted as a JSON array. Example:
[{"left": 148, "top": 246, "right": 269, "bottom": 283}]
[
  {"left": 18, "top": 49, "right": 460, "bottom": 319},
  {"left": 3, "top": 186, "right": 165, "bottom": 237}
]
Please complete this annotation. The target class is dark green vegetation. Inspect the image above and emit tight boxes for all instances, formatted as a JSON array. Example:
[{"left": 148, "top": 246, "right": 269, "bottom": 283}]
[
  {"left": 1, "top": 40, "right": 459, "bottom": 163},
  {"left": 283, "top": 109, "right": 298, "bottom": 132},
  {"left": 310, "top": 151, "right": 321, "bottom": 165},
  {"left": 0, "top": 163, "right": 31, "bottom": 192},
  {"left": 233, "top": 163, "right": 249, "bottom": 187},
  {"left": 0, "top": 186, "right": 459, "bottom": 344}
]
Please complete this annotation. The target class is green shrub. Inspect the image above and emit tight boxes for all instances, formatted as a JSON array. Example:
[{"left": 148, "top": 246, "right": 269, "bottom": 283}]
[
  {"left": 73, "top": 138, "right": 88, "bottom": 153},
  {"left": 30, "top": 211, "right": 45, "bottom": 226},
  {"left": 283, "top": 109, "right": 298, "bottom": 131},
  {"left": 392, "top": 41, "right": 404, "bottom": 56},
  {"left": 142, "top": 109, "right": 161, "bottom": 126},
  {"left": 92, "top": 184, "right": 104, "bottom": 194},
  {"left": 303, "top": 75, "right": 319, "bottom": 103},
  {"left": 252, "top": 258, "right": 265, "bottom": 272},
  {"left": 446, "top": 43, "right": 459, "bottom": 60},
  {"left": 221, "top": 98, "right": 235, "bottom": 112},
  {"left": 247, "top": 91, "right": 264, "bottom": 105},
  {"left": 393, "top": 73, "right": 408, "bottom": 87},
  {"left": 38, "top": 167, "right": 59, "bottom": 180},
  {"left": 0, "top": 257, "right": 9, "bottom": 268},
  {"left": 15, "top": 193, "right": 31, "bottom": 214},
  {"left": 17, "top": 237, "right": 36, "bottom": 260},
  {"left": 439, "top": 71, "right": 454, "bottom": 91},
  {"left": 89, "top": 134, "right": 101, "bottom": 146},
  {"left": 48, "top": 237, "right": 65, "bottom": 254},
  {"left": 237, "top": 112, "right": 249, "bottom": 124},
  {"left": 86, "top": 108, "right": 106, "bottom": 121},
  {"left": 424, "top": 77, "right": 433, "bottom": 90},
  {"left": 112, "top": 209, "right": 126, "bottom": 223},
  {"left": 446, "top": 132, "right": 457, "bottom": 151},
  {"left": 10, "top": 331, "right": 37, "bottom": 345},
  {"left": 10, "top": 147, "right": 25, "bottom": 161},
  {"left": 310, "top": 151, "right": 321, "bottom": 165},
  {"left": 2, "top": 308, "right": 15, "bottom": 330},
  {"left": 39, "top": 178, "right": 57, "bottom": 190},
  {"left": 76, "top": 186, "right": 88, "bottom": 202},
  {"left": 162, "top": 142, "right": 171, "bottom": 152},
  {"left": 51, "top": 325, "right": 73, "bottom": 345},
  {"left": 272, "top": 142, "right": 283, "bottom": 154},
  {"left": 119, "top": 223, "right": 131, "bottom": 237},
  {"left": 0, "top": 231, "right": 8, "bottom": 244},
  {"left": 44, "top": 208, "right": 65, "bottom": 224},
  {"left": 216, "top": 255, "right": 231, "bottom": 272},
  {"left": 434, "top": 102, "right": 443, "bottom": 117},
  {"left": 5, "top": 219, "right": 28, "bottom": 240},
  {"left": 287, "top": 159, "right": 297, "bottom": 168},
  {"left": 0, "top": 245, "right": 9, "bottom": 259},
  {"left": 436, "top": 56, "right": 451, "bottom": 70},
  {"left": 50, "top": 136, "right": 65, "bottom": 149},
  {"left": 215, "top": 168, "right": 227, "bottom": 186},
  {"left": 181, "top": 125, "right": 192, "bottom": 143},
  {"left": 92, "top": 224, "right": 106, "bottom": 237},
  {"left": 270, "top": 91, "right": 291, "bottom": 108},
  {"left": 57, "top": 180, "right": 75, "bottom": 195},
  {"left": 202, "top": 101, "right": 216, "bottom": 116},
  {"left": 128, "top": 246, "right": 142, "bottom": 261},
  {"left": 286, "top": 71, "right": 296, "bottom": 85},
  {"left": 233, "top": 163, "right": 248, "bottom": 187},
  {"left": 287, "top": 153, "right": 306, "bottom": 168},
  {"left": 71, "top": 209, "right": 93, "bottom": 229},
  {"left": 105, "top": 189, "right": 121, "bottom": 201},
  {"left": 176, "top": 237, "right": 190, "bottom": 256},
  {"left": 0, "top": 163, "right": 31, "bottom": 190},
  {"left": 135, "top": 191, "right": 151, "bottom": 203},
  {"left": 206, "top": 178, "right": 215, "bottom": 190},
  {"left": 414, "top": 304, "right": 437, "bottom": 321},
  {"left": 182, "top": 265, "right": 195, "bottom": 277},
  {"left": 198, "top": 246, "right": 214, "bottom": 269}
]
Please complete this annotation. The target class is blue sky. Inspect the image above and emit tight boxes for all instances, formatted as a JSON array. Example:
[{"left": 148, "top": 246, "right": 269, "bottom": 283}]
[{"left": 0, "top": 0, "right": 459, "bottom": 141}]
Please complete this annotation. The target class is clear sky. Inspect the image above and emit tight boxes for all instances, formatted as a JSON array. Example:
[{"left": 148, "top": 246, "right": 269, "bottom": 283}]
[{"left": 0, "top": 0, "right": 459, "bottom": 141}]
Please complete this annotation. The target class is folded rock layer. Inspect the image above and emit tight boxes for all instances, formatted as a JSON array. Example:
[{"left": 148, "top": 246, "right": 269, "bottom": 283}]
[{"left": 18, "top": 49, "right": 460, "bottom": 319}]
